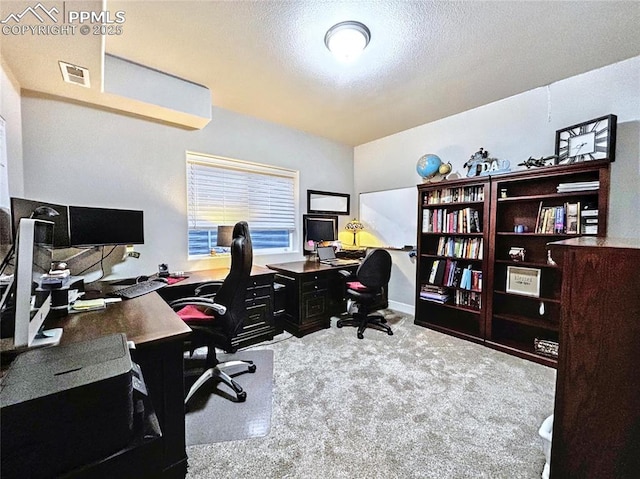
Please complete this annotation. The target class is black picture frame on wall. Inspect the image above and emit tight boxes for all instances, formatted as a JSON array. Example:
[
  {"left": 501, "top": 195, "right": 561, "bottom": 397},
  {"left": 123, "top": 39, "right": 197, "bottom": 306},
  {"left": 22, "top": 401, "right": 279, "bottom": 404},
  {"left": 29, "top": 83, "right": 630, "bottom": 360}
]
[{"left": 307, "top": 190, "right": 350, "bottom": 215}]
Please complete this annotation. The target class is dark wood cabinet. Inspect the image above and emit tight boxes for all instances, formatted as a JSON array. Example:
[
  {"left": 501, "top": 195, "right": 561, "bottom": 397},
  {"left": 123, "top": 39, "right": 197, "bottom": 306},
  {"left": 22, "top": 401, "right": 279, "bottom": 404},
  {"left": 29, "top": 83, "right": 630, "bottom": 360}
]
[
  {"left": 548, "top": 237, "right": 640, "bottom": 478},
  {"left": 414, "top": 161, "right": 611, "bottom": 366},
  {"left": 266, "top": 261, "right": 358, "bottom": 337}
]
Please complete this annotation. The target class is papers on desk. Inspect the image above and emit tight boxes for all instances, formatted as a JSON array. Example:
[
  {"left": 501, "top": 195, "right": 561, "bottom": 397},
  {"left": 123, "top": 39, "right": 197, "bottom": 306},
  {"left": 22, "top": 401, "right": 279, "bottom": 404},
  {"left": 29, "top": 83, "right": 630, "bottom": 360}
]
[
  {"left": 69, "top": 296, "right": 121, "bottom": 313},
  {"left": 69, "top": 298, "right": 106, "bottom": 312}
]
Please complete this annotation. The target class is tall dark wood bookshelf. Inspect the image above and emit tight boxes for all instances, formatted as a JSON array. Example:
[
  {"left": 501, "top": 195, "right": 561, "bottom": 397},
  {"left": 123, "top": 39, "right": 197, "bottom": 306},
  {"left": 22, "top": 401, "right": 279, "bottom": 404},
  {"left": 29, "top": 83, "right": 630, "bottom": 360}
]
[
  {"left": 414, "top": 161, "right": 610, "bottom": 366},
  {"left": 415, "top": 177, "right": 490, "bottom": 343}
]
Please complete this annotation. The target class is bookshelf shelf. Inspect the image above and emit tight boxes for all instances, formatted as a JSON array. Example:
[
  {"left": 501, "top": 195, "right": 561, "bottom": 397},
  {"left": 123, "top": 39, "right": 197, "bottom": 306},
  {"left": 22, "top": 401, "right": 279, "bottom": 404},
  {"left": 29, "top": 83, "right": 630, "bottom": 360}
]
[
  {"left": 485, "top": 339, "right": 558, "bottom": 367},
  {"left": 422, "top": 200, "right": 484, "bottom": 208},
  {"left": 419, "top": 298, "right": 482, "bottom": 315},
  {"left": 421, "top": 254, "right": 483, "bottom": 262},
  {"left": 495, "top": 259, "right": 559, "bottom": 269},
  {"left": 492, "top": 313, "right": 559, "bottom": 331},
  {"left": 493, "top": 290, "right": 562, "bottom": 304},
  {"left": 495, "top": 232, "right": 576, "bottom": 237},
  {"left": 421, "top": 232, "right": 484, "bottom": 237},
  {"left": 414, "top": 161, "right": 610, "bottom": 367},
  {"left": 497, "top": 191, "right": 599, "bottom": 203}
]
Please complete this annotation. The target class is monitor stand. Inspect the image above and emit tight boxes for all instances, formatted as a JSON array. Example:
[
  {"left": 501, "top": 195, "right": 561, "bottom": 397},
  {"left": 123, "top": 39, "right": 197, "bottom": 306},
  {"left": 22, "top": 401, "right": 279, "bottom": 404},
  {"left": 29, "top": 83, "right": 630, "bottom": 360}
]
[{"left": 31, "top": 328, "right": 63, "bottom": 348}]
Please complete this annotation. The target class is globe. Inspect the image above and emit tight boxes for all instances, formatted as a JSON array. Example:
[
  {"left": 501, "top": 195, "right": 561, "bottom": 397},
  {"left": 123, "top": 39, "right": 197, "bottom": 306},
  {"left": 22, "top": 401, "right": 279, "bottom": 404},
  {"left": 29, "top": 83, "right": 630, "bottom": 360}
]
[{"left": 416, "top": 154, "right": 442, "bottom": 179}]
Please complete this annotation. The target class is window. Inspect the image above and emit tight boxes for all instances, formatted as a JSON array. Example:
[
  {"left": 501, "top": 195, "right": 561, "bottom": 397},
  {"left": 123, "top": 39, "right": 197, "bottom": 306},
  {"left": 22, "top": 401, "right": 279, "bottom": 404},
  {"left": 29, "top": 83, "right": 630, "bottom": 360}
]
[{"left": 186, "top": 152, "right": 298, "bottom": 257}]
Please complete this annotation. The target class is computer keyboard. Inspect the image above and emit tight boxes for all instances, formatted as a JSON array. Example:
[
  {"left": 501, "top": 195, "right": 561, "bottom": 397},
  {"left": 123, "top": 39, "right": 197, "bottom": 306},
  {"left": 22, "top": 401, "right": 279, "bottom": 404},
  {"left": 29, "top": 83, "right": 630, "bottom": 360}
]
[{"left": 109, "top": 280, "right": 167, "bottom": 299}]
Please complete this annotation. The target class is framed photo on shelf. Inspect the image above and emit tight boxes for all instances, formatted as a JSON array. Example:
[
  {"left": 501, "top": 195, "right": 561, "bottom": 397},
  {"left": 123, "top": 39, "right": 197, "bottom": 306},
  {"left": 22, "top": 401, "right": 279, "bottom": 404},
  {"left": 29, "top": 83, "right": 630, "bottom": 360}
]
[{"left": 506, "top": 266, "right": 541, "bottom": 297}]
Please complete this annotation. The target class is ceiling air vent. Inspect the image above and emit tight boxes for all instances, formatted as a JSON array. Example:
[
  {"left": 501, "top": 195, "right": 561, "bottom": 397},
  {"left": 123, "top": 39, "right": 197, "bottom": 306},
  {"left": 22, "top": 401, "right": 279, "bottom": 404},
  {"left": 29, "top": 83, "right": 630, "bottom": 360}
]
[{"left": 58, "top": 61, "right": 91, "bottom": 88}]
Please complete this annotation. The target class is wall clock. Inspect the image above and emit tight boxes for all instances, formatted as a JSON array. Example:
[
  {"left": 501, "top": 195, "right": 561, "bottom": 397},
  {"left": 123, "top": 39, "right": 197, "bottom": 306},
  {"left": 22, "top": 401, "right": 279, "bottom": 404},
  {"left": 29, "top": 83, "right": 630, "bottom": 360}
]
[{"left": 555, "top": 114, "right": 617, "bottom": 164}]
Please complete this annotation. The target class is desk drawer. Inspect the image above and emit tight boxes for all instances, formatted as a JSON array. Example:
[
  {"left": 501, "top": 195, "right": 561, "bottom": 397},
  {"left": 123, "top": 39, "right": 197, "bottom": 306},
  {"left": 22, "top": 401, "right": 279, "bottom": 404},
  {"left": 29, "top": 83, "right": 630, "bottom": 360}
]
[
  {"left": 302, "top": 278, "right": 329, "bottom": 293},
  {"left": 302, "top": 290, "right": 327, "bottom": 319},
  {"left": 244, "top": 298, "right": 271, "bottom": 328},
  {"left": 248, "top": 276, "right": 272, "bottom": 288},
  {"left": 246, "top": 285, "right": 271, "bottom": 300}
]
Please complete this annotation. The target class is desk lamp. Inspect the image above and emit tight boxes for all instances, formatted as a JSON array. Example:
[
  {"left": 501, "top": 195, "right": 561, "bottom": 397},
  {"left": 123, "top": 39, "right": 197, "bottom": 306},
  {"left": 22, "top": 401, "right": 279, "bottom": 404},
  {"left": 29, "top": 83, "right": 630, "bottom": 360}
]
[
  {"left": 216, "top": 225, "right": 234, "bottom": 248},
  {"left": 345, "top": 219, "right": 364, "bottom": 246},
  {"left": 0, "top": 206, "right": 60, "bottom": 274}
]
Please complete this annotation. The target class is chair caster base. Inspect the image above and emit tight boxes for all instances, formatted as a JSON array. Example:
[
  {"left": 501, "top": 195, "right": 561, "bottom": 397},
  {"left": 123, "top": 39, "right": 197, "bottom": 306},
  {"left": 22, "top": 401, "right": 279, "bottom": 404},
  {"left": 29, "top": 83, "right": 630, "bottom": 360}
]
[
  {"left": 237, "top": 390, "right": 247, "bottom": 402},
  {"left": 248, "top": 364, "right": 257, "bottom": 373},
  {"left": 357, "top": 332, "right": 364, "bottom": 339}
]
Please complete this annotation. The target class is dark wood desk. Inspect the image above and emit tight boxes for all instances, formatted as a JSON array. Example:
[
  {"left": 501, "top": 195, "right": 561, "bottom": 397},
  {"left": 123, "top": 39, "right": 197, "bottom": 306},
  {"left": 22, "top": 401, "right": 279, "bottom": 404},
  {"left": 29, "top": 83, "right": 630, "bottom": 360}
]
[
  {"left": 158, "top": 266, "right": 278, "bottom": 348},
  {"left": 266, "top": 260, "right": 359, "bottom": 337},
  {"left": 46, "top": 293, "right": 191, "bottom": 479}
]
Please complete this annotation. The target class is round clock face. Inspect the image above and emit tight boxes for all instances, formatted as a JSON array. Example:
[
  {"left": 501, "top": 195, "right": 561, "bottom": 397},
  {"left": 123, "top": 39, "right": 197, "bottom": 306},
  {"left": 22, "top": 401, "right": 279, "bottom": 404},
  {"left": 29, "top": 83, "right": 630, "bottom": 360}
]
[{"left": 557, "top": 117, "right": 611, "bottom": 163}]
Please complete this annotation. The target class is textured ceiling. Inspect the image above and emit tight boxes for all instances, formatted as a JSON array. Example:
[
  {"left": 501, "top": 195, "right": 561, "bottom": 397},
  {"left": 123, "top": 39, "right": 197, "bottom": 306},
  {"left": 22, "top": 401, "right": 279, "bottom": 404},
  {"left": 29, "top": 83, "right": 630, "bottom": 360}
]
[{"left": 3, "top": 1, "right": 640, "bottom": 146}]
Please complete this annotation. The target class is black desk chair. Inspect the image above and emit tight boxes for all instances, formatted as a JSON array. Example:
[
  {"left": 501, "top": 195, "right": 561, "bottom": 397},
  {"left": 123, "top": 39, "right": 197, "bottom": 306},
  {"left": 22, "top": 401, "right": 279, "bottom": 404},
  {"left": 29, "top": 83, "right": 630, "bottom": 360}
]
[
  {"left": 169, "top": 221, "right": 255, "bottom": 404},
  {"left": 336, "top": 248, "right": 393, "bottom": 339}
]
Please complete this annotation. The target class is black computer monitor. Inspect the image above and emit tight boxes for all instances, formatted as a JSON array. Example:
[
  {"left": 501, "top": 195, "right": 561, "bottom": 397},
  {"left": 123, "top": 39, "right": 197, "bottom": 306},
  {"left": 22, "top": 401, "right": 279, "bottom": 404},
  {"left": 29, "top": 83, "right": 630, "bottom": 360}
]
[
  {"left": 303, "top": 214, "right": 337, "bottom": 255},
  {"left": 68, "top": 206, "right": 144, "bottom": 247},
  {"left": 10, "top": 197, "right": 70, "bottom": 248}
]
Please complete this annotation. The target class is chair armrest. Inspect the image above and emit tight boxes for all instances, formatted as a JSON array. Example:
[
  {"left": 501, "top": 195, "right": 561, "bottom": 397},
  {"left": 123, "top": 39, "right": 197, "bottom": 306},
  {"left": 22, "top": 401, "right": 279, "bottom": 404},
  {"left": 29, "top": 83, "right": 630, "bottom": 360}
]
[
  {"left": 338, "top": 269, "right": 353, "bottom": 278},
  {"left": 194, "top": 281, "right": 224, "bottom": 297},
  {"left": 169, "top": 297, "right": 227, "bottom": 315}
]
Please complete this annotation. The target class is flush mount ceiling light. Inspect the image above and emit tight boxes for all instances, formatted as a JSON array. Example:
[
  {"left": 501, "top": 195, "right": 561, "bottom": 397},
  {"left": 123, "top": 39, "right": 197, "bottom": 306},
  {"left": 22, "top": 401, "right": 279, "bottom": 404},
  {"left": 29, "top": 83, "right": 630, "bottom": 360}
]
[{"left": 324, "top": 21, "right": 371, "bottom": 62}]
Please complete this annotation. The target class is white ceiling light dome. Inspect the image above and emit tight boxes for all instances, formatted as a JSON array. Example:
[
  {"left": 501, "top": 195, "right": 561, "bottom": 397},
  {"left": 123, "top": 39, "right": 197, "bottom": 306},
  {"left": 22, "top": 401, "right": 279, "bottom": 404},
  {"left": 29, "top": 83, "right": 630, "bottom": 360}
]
[{"left": 324, "top": 21, "right": 371, "bottom": 62}]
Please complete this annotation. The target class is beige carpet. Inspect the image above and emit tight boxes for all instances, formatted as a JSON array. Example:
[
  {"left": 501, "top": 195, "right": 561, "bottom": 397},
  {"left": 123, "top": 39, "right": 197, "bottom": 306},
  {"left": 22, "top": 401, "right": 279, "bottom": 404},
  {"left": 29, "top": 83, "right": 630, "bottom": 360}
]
[{"left": 186, "top": 311, "right": 556, "bottom": 478}]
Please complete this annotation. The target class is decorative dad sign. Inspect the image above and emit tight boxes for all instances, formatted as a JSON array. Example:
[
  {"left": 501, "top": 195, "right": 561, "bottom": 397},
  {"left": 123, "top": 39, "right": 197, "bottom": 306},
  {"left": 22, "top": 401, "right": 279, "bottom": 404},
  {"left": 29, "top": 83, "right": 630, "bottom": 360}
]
[{"left": 463, "top": 148, "right": 511, "bottom": 177}]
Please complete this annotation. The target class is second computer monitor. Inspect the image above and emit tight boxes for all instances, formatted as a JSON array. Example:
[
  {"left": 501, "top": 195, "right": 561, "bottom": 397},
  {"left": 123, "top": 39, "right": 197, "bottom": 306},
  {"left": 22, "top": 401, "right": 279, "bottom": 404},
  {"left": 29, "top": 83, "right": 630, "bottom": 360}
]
[{"left": 68, "top": 206, "right": 144, "bottom": 247}]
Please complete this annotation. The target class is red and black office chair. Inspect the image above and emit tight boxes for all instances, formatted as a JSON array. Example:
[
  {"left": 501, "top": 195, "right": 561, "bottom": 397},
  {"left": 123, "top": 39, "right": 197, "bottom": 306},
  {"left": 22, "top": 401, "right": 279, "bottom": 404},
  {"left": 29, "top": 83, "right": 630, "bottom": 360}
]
[
  {"left": 169, "top": 221, "right": 255, "bottom": 404},
  {"left": 337, "top": 248, "right": 393, "bottom": 339}
]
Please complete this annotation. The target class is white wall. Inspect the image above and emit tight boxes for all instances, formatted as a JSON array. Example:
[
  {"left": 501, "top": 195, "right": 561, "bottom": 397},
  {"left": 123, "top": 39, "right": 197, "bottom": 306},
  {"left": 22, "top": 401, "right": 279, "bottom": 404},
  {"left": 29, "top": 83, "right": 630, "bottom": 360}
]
[
  {"left": 355, "top": 56, "right": 640, "bottom": 312},
  {"left": 20, "top": 96, "right": 354, "bottom": 279},
  {"left": 0, "top": 61, "right": 23, "bottom": 252},
  {"left": 0, "top": 61, "right": 23, "bottom": 205}
]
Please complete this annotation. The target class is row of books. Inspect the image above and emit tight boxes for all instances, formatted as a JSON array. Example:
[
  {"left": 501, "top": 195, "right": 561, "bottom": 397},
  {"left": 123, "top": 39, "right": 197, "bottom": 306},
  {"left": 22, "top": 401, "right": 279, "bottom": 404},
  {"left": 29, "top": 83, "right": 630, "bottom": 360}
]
[
  {"left": 436, "top": 236, "right": 484, "bottom": 259},
  {"left": 423, "top": 185, "right": 485, "bottom": 205},
  {"left": 422, "top": 207, "right": 482, "bottom": 234},
  {"left": 535, "top": 201, "right": 597, "bottom": 234},
  {"left": 419, "top": 283, "right": 482, "bottom": 310},
  {"left": 455, "top": 290, "right": 482, "bottom": 310},
  {"left": 427, "top": 259, "right": 482, "bottom": 291},
  {"left": 557, "top": 181, "right": 599, "bottom": 193}
]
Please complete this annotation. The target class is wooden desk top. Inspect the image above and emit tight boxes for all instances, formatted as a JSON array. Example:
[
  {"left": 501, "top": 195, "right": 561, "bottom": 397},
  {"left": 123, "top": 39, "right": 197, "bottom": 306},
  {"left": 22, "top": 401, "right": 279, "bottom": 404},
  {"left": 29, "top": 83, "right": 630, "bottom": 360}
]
[
  {"left": 46, "top": 293, "right": 191, "bottom": 348},
  {"left": 167, "top": 265, "right": 273, "bottom": 288},
  {"left": 266, "top": 260, "right": 357, "bottom": 275},
  {"left": 549, "top": 236, "right": 640, "bottom": 251}
]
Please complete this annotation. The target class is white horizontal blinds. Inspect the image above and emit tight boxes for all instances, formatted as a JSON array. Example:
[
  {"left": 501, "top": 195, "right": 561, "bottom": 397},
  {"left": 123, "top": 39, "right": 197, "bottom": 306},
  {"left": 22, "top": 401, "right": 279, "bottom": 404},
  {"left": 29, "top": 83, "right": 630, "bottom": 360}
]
[{"left": 187, "top": 153, "right": 296, "bottom": 231}]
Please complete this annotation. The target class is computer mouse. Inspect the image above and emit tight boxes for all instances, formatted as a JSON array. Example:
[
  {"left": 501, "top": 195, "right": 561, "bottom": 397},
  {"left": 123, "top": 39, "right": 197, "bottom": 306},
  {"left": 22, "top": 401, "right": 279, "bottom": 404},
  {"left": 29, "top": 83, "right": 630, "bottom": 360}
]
[{"left": 153, "top": 277, "right": 169, "bottom": 283}]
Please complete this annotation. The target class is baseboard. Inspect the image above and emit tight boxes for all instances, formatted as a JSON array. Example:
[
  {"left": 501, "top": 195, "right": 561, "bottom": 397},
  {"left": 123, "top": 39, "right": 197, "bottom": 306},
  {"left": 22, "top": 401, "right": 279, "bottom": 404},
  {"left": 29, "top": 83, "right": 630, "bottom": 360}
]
[{"left": 387, "top": 300, "right": 414, "bottom": 315}]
